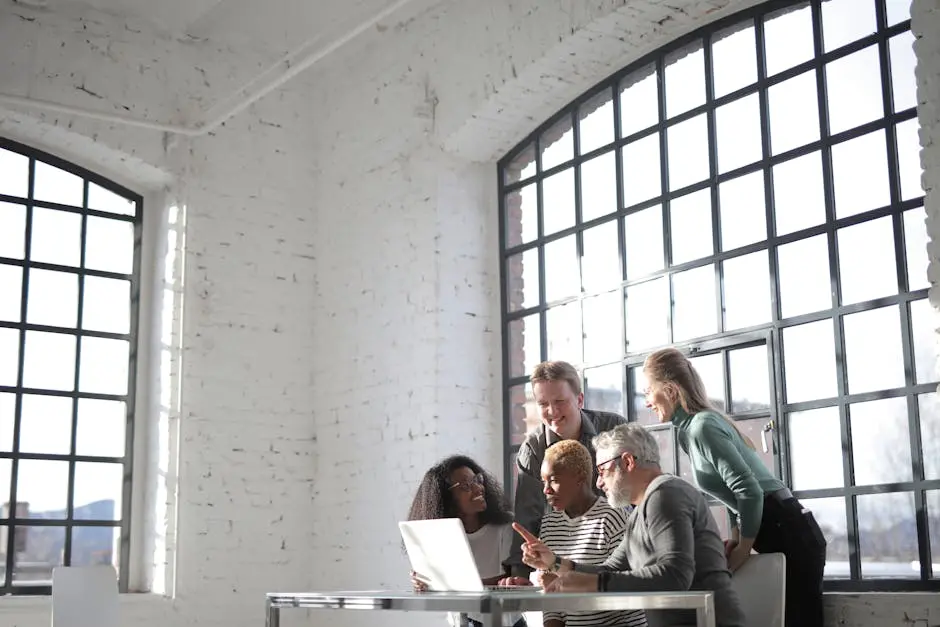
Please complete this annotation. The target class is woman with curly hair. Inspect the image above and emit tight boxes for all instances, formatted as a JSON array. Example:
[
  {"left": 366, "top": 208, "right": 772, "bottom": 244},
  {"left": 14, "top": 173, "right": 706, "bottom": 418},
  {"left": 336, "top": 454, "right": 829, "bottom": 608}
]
[{"left": 407, "top": 455, "right": 526, "bottom": 627}]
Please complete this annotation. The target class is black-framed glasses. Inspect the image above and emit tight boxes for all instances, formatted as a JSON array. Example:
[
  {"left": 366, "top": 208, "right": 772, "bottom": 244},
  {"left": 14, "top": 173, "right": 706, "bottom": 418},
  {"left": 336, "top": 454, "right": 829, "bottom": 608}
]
[
  {"left": 595, "top": 454, "right": 624, "bottom": 475},
  {"left": 449, "top": 472, "right": 485, "bottom": 493}
]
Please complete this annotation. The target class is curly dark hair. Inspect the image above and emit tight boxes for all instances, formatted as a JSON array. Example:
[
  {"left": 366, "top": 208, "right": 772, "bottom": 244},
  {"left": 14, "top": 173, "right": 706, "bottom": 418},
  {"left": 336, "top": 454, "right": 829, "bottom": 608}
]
[{"left": 407, "top": 455, "right": 513, "bottom": 525}]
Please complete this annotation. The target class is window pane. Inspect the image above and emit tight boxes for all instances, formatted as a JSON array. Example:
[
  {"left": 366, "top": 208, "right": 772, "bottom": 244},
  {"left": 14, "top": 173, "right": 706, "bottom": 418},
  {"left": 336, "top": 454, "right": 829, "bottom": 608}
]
[
  {"left": 735, "top": 418, "right": 775, "bottom": 473},
  {"left": 649, "top": 426, "right": 676, "bottom": 473},
  {"left": 711, "top": 22, "right": 757, "bottom": 99},
  {"left": 12, "top": 525, "right": 65, "bottom": 585},
  {"left": 0, "top": 328, "right": 19, "bottom": 386},
  {"left": 928, "top": 490, "right": 940, "bottom": 578},
  {"left": 778, "top": 235, "right": 831, "bottom": 318},
  {"left": 768, "top": 70, "right": 820, "bottom": 155},
  {"left": 624, "top": 205, "right": 664, "bottom": 279},
  {"left": 832, "top": 131, "right": 891, "bottom": 218},
  {"left": 505, "top": 143, "right": 536, "bottom": 184},
  {"left": 0, "top": 148, "right": 29, "bottom": 198},
  {"left": 76, "top": 398, "right": 126, "bottom": 458},
  {"left": 667, "top": 115, "right": 709, "bottom": 190},
  {"left": 507, "top": 248, "right": 539, "bottom": 312},
  {"left": 625, "top": 278, "right": 668, "bottom": 352},
  {"left": 826, "top": 46, "right": 884, "bottom": 135},
  {"left": 905, "top": 208, "right": 929, "bottom": 291},
  {"left": 665, "top": 43, "right": 705, "bottom": 118},
  {"left": 23, "top": 331, "right": 75, "bottom": 391},
  {"left": 688, "top": 352, "right": 726, "bottom": 411},
  {"left": 0, "top": 201, "right": 27, "bottom": 259},
  {"left": 729, "top": 345, "right": 770, "bottom": 413},
  {"left": 26, "top": 269, "right": 78, "bottom": 328},
  {"left": 18, "top": 394, "right": 72, "bottom": 455},
  {"left": 584, "top": 363, "right": 623, "bottom": 415},
  {"left": 546, "top": 302, "right": 582, "bottom": 366},
  {"left": 622, "top": 134, "right": 661, "bottom": 207},
  {"left": 890, "top": 31, "right": 917, "bottom": 112},
  {"left": 800, "top": 497, "right": 850, "bottom": 579},
  {"left": 822, "top": 0, "right": 877, "bottom": 53},
  {"left": 17, "top": 459, "right": 69, "bottom": 518},
  {"left": 544, "top": 235, "right": 579, "bottom": 302},
  {"left": 783, "top": 320, "right": 837, "bottom": 402},
  {"left": 670, "top": 188, "right": 713, "bottom": 265},
  {"left": 0, "top": 392, "right": 14, "bottom": 452},
  {"left": 857, "top": 491, "right": 919, "bottom": 579},
  {"left": 850, "top": 397, "right": 912, "bottom": 485},
  {"left": 632, "top": 367, "right": 653, "bottom": 424},
  {"left": 843, "top": 306, "right": 905, "bottom": 394},
  {"left": 896, "top": 118, "right": 924, "bottom": 201},
  {"left": 885, "top": 0, "right": 911, "bottom": 25},
  {"left": 773, "top": 152, "right": 826, "bottom": 236},
  {"left": 838, "top": 216, "right": 898, "bottom": 305},
  {"left": 719, "top": 171, "right": 766, "bottom": 251},
  {"left": 789, "top": 407, "right": 843, "bottom": 490},
  {"left": 582, "top": 220, "right": 621, "bottom": 292},
  {"left": 79, "top": 337, "right": 130, "bottom": 396},
  {"left": 543, "top": 169, "right": 575, "bottom": 236},
  {"left": 0, "top": 264, "right": 22, "bottom": 322},
  {"left": 88, "top": 183, "right": 135, "bottom": 217},
  {"left": 716, "top": 94, "right": 762, "bottom": 173},
  {"left": 909, "top": 299, "right": 938, "bottom": 385},
  {"left": 505, "top": 183, "right": 537, "bottom": 247},
  {"left": 508, "top": 314, "right": 541, "bottom": 379},
  {"left": 672, "top": 265, "right": 718, "bottom": 341},
  {"left": 83, "top": 276, "right": 131, "bottom": 334},
  {"left": 541, "top": 116, "right": 574, "bottom": 171},
  {"left": 764, "top": 3, "right": 815, "bottom": 77},
  {"left": 620, "top": 65, "right": 659, "bottom": 137},
  {"left": 723, "top": 250, "right": 772, "bottom": 331},
  {"left": 919, "top": 394, "right": 940, "bottom": 480},
  {"left": 583, "top": 291, "right": 621, "bottom": 364},
  {"left": 34, "top": 161, "right": 83, "bottom": 207},
  {"left": 509, "top": 382, "right": 536, "bottom": 446},
  {"left": 30, "top": 207, "right": 82, "bottom": 268},
  {"left": 74, "top": 462, "right": 123, "bottom": 521},
  {"left": 73, "top": 526, "right": 120, "bottom": 572},
  {"left": 579, "top": 89, "right": 614, "bottom": 155},
  {"left": 580, "top": 151, "right": 617, "bottom": 222}
]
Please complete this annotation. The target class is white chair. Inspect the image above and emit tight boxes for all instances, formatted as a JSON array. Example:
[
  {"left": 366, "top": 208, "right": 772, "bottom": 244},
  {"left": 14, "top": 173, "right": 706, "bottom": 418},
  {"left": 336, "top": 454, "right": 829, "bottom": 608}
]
[
  {"left": 731, "top": 553, "right": 786, "bottom": 627},
  {"left": 51, "top": 565, "right": 119, "bottom": 627}
]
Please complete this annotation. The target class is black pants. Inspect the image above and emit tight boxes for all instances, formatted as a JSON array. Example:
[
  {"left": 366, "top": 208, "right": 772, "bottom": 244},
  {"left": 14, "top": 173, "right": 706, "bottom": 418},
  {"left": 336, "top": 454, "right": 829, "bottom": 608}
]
[{"left": 753, "top": 493, "right": 827, "bottom": 627}]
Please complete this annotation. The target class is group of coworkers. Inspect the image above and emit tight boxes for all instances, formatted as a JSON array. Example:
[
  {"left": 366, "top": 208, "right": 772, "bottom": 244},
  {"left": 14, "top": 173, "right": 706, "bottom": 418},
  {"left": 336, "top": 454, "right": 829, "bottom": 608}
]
[{"left": 406, "top": 351, "right": 828, "bottom": 627}]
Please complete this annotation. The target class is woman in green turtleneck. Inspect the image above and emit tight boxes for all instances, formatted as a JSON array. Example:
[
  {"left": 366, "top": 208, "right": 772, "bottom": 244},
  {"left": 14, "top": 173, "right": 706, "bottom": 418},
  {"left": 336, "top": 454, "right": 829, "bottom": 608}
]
[{"left": 642, "top": 347, "right": 827, "bottom": 627}]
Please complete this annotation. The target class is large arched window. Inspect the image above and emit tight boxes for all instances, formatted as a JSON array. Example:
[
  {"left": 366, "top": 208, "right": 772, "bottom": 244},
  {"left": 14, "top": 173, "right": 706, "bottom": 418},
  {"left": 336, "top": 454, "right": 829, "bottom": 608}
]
[
  {"left": 0, "top": 138, "right": 141, "bottom": 594},
  {"left": 498, "top": 0, "right": 936, "bottom": 590}
]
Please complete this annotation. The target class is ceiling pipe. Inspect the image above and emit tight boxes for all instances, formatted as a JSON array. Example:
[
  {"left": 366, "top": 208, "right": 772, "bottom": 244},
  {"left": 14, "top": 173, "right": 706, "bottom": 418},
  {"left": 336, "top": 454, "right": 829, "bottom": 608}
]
[{"left": 0, "top": 0, "right": 417, "bottom": 136}]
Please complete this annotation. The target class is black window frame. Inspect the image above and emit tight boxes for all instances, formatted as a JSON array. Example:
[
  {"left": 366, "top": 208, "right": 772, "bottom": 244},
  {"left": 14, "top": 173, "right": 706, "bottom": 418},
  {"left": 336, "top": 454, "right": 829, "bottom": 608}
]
[
  {"left": 497, "top": 0, "right": 936, "bottom": 592},
  {"left": 0, "top": 136, "right": 142, "bottom": 595}
]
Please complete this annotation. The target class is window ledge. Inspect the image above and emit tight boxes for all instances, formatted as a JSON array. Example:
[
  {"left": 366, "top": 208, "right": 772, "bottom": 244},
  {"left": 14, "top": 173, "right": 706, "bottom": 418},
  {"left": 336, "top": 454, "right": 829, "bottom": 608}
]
[{"left": 0, "top": 592, "right": 172, "bottom": 614}]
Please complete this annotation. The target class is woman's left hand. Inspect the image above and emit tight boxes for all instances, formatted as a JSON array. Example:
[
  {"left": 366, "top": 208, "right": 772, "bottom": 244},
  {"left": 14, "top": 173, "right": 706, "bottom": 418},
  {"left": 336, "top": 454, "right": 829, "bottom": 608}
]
[{"left": 726, "top": 544, "right": 751, "bottom": 572}]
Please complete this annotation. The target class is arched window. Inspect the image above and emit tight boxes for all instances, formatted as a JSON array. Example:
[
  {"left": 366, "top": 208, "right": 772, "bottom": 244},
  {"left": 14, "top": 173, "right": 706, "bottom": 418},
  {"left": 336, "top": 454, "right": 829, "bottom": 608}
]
[
  {"left": 0, "top": 137, "right": 141, "bottom": 594},
  {"left": 498, "top": 0, "right": 935, "bottom": 589}
]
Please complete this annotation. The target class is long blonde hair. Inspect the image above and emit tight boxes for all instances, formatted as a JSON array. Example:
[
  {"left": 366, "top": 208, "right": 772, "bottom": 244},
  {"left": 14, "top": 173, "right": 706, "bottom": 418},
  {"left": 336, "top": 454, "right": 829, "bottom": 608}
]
[{"left": 644, "top": 347, "right": 756, "bottom": 450}]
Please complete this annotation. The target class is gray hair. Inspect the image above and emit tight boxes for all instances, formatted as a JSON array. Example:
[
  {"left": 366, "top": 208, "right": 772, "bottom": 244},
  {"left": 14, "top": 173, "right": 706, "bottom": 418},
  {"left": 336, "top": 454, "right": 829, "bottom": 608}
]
[{"left": 592, "top": 423, "right": 660, "bottom": 468}]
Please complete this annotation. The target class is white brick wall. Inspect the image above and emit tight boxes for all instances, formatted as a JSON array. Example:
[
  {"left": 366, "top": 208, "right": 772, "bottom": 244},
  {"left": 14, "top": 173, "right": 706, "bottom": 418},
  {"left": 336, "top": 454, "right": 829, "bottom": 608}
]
[{"left": 1, "top": 1, "right": 939, "bottom": 627}]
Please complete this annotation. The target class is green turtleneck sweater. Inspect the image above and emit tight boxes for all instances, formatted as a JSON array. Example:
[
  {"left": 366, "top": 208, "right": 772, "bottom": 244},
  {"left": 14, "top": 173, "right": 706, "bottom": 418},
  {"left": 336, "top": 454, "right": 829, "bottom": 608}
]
[{"left": 672, "top": 407, "right": 786, "bottom": 538}]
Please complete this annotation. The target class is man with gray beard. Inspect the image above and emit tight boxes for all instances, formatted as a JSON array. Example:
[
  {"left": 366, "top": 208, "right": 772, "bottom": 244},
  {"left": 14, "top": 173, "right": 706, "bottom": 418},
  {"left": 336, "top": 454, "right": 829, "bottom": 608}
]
[{"left": 515, "top": 423, "right": 746, "bottom": 627}]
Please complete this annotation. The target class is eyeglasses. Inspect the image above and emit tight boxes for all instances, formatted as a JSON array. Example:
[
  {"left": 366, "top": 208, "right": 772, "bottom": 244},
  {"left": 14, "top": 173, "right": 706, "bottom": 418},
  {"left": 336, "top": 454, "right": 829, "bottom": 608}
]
[
  {"left": 595, "top": 454, "right": 623, "bottom": 475},
  {"left": 449, "top": 473, "right": 485, "bottom": 493}
]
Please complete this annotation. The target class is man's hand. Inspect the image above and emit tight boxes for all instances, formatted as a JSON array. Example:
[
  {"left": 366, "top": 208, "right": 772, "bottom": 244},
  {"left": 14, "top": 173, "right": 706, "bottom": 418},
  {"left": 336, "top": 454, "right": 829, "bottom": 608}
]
[
  {"left": 723, "top": 539, "right": 737, "bottom": 558},
  {"left": 411, "top": 571, "right": 429, "bottom": 592},
  {"left": 544, "top": 571, "right": 599, "bottom": 593},
  {"left": 535, "top": 571, "right": 558, "bottom": 589},
  {"left": 512, "top": 523, "right": 556, "bottom": 571},
  {"left": 496, "top": 576, "right": 532, "bottom": 587}
]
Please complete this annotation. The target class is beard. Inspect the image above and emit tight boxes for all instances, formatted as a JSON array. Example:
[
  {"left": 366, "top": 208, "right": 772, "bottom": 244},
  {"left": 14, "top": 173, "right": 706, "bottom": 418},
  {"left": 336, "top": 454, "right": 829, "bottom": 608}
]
[{"left": 604, "top": 468, "right": 634, "bottom": 508}]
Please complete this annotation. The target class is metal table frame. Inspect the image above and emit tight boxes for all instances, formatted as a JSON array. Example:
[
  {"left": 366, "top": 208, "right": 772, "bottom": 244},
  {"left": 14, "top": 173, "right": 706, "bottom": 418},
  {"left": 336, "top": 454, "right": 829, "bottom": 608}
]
[{"left": 265, "top": 589, "right": 715, "bottom": 627}]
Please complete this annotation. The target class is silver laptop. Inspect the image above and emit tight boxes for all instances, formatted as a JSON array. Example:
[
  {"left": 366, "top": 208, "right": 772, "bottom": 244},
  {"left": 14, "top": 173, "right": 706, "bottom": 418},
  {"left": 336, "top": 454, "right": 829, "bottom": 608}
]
[{"left": 399, "top": 519, "right": 538, "bottom": 592}]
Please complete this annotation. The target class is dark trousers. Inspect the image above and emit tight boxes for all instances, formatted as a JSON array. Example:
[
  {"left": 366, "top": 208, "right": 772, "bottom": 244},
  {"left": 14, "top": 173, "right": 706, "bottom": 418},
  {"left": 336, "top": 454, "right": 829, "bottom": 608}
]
[{"left": 753, "top": 493, "right": 828, "bottom": 627}]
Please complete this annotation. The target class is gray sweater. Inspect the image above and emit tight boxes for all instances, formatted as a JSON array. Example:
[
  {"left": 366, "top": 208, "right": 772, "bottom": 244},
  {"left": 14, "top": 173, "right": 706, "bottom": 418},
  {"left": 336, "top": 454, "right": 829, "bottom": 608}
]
[{"left": 575, "top": 474, "right": 746, "bottom": 627}]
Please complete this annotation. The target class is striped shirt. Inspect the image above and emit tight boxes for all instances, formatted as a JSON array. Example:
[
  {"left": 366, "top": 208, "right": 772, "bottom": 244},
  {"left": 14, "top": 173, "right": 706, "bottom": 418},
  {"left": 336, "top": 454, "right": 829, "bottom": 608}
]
[{"left": 540, "top": 497, "right": 647, "bottom": 627}]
